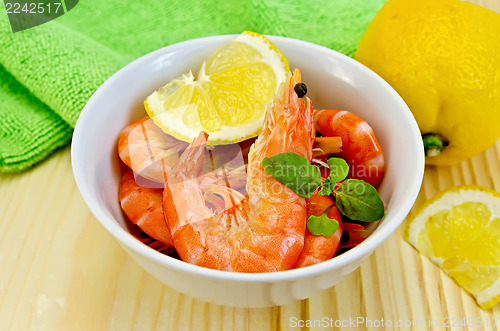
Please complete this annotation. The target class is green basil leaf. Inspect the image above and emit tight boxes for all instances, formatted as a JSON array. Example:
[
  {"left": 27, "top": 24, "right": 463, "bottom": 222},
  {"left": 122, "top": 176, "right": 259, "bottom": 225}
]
[
  {"left": 334, "top": 179, "right": 385, "bottom": 222},
  {"left": 307, "top": 213, "right": 340, "bottom": 237},
  {"left": 318, "top": 176, "right": 334, "bottom": 196},
  {"left": 327, "top": 157, "right": 349, "bottom": 182},
  {"left": 262, "top": 152, "right": 321, "bottom": 198}
]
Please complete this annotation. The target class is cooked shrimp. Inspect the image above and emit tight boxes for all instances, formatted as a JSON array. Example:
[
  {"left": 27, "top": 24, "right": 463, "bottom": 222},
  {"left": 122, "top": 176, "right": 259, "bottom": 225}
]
[
  {"left": 162, "top": 69, "right": 314, "bottom": 272},
  {"left": 118, "top": 117, "right": 188, "bottom": 183},
  {"left": 119, "top": 165, "right": 246, "bottom": 249},
  {"left": 314, "top": 109, "right": 385, "bottom": 187},
  {"left": 118, "top": 119, "right": 246, "bottom": 248},
  {"left": 295, "top": 192, "right": 343, "bottom": 268},
  {"left": 119, "top": 169, "right": 173, "bottom": 247},
  {"left": 118, "top": 116, "right": 247, "bottom": 189}
]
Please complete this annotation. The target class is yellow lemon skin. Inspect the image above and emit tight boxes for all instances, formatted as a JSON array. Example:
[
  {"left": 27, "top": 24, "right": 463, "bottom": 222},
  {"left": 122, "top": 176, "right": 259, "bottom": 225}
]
[{"left": 355, "top": 0, "right": 500, "bottom": 166}]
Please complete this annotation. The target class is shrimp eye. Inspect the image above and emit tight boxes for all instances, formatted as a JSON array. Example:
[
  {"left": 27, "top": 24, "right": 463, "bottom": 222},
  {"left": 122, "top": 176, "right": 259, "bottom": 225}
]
[{"left": 294, "top": 83, "right": 307, "bottom": 98}]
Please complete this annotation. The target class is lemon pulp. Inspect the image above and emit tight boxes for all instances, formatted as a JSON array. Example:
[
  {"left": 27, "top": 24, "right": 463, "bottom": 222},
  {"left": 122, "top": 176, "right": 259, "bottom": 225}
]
[
  {"left": 406, "top": 185, "right": 500, "bottom": 309},
  {"left": 144, "top": 31, "right": 289, "bottom": 144}
]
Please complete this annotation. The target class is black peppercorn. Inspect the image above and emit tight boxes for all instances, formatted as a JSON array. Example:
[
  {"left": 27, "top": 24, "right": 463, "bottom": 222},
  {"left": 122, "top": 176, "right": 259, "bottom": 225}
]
[{"left": 294, "top": 83, "right": 307, "bottom": 98}]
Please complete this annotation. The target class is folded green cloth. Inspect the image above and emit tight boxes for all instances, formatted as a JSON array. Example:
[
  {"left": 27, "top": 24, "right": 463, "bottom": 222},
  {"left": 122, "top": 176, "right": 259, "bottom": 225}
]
[{"left": 0, "top": 0, "right": 386, "bottom": 173}]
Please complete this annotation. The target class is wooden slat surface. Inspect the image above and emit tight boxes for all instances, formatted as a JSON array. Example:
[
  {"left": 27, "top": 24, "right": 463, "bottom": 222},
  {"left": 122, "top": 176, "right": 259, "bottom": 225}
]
[{"left": 1, "top": 0, "right": 500, "bottom": 329}]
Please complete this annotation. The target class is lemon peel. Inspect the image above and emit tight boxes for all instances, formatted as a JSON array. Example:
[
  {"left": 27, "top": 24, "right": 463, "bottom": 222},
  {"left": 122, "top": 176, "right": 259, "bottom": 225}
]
[
  {"left": 145, "top": 31, "right": 289, "bottom": 144},
  {"left": 355, "top": 0, "right": 500, "bottom": 165}
]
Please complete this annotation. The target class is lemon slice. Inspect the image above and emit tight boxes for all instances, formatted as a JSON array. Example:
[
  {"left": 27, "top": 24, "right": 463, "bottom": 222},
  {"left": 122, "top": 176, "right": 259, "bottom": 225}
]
[
  {"left": 144, "top": 31, "right": 289, "bottom": 144},
  {"left": 405, "top": 185, "right": 500, "bottom": 309}
]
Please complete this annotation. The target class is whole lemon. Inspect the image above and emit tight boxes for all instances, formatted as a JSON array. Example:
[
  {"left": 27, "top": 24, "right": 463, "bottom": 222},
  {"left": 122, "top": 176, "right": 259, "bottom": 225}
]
[{"left": 354, "top": 0, "right": 500, "bottom": 166}]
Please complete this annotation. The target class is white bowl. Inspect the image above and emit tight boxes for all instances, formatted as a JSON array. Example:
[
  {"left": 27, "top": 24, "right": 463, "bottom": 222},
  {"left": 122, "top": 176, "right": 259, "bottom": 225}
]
[{"left": 71, "top": 35, "right": 424, "bottom": 308}]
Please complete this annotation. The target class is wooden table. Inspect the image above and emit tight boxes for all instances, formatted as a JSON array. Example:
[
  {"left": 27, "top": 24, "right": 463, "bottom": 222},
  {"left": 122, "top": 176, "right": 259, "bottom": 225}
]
[{"left": 2, "top": 1, "right": 500, "bottom": 329}]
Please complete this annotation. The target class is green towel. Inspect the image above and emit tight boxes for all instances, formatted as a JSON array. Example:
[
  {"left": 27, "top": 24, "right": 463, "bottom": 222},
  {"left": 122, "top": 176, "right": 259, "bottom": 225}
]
[{"left": 0, "top": 0, "right": 386, "bottom": 173}]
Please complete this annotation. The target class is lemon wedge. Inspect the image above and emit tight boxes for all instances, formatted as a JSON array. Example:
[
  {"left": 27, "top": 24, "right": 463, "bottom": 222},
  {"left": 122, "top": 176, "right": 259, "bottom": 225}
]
[
  {"left": 144, "top": 31, "right": 289, "bottom": 144},
  {"left": 405, "top": 185, "right": 500, "bottom": 309}
]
